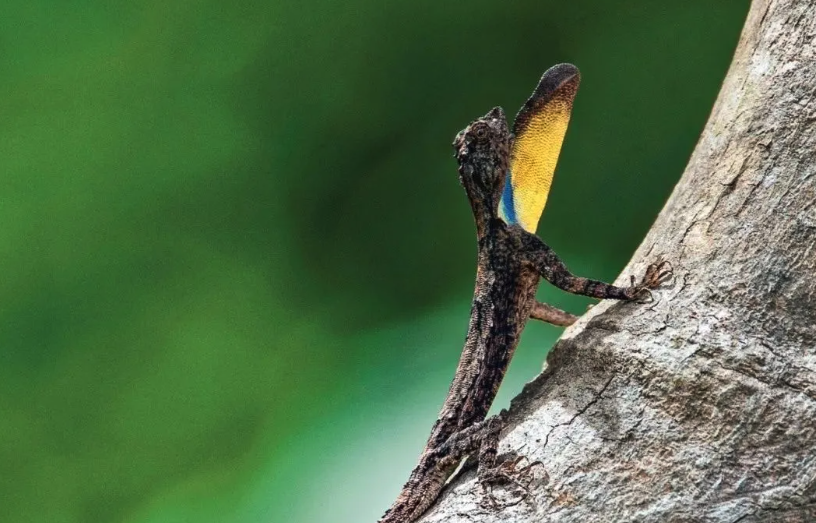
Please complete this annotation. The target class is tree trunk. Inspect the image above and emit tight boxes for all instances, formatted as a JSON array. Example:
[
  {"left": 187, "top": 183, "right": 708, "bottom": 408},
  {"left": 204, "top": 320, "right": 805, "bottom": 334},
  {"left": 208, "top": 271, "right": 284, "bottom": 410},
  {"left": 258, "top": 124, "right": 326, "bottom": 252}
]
[{"left": 420, "top": 0, "right": 816, "bottom": 521}]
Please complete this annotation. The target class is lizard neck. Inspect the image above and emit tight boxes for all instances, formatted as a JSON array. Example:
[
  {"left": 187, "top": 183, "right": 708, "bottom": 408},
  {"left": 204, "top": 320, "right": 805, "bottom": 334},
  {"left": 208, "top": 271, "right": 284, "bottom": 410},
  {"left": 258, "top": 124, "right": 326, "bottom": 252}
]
[{"left": 468, "top": 194, "right": 500, "bottom": 242}]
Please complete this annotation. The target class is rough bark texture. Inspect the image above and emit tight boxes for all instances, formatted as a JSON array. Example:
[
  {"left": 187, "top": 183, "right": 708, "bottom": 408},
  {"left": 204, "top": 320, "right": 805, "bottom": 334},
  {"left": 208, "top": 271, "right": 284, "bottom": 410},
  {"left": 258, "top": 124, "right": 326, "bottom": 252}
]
[{"left": 419, "top": 1, "right": 816, "bottom": 522}]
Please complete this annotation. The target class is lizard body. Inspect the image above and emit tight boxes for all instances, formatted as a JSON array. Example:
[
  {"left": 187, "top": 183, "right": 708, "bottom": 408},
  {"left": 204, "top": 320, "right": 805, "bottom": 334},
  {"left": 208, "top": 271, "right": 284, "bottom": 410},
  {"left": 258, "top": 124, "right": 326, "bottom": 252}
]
[{"left": 379, "top": 65, "right": 671, "bottom": 523}]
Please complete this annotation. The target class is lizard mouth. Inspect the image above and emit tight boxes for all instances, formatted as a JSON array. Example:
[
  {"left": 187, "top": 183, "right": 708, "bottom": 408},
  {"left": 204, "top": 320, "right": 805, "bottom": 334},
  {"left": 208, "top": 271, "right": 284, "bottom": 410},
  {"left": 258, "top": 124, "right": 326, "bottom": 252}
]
[{"left": 453, "top": 131, "right": 468, "bottom": 161}]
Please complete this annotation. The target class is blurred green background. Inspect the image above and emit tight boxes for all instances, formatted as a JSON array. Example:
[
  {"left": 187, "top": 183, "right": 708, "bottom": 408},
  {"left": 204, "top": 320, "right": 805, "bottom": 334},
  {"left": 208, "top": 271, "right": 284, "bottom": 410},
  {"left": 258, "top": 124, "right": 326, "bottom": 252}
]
[{"left": 0, "top": 1, "right": 748, "bottom": 522}]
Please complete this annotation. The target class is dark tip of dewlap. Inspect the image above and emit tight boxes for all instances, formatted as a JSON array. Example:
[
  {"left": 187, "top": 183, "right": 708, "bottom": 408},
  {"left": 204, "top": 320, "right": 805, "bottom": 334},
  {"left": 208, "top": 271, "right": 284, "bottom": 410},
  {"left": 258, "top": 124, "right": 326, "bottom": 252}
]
[{"left": 514, "top": 64, "right": 580, "bottom": 134}]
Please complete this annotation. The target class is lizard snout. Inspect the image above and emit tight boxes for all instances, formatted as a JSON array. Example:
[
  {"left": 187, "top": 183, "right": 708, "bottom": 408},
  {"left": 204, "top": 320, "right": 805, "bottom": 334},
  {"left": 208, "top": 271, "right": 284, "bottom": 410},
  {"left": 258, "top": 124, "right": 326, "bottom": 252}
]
[{"left": 453, "top": 133, "right": 469, "bottom": 160}]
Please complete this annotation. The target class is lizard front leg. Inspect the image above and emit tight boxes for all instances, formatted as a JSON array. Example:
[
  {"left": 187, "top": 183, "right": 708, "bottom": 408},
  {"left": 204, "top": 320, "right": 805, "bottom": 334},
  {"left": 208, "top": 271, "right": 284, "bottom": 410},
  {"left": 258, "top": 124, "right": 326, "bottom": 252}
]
[
  {"left": 529, "top": 301, "right": 578, "bottom": 326},
  {"left": 523, "top": 235, "right": 672, "bottom": 300}
]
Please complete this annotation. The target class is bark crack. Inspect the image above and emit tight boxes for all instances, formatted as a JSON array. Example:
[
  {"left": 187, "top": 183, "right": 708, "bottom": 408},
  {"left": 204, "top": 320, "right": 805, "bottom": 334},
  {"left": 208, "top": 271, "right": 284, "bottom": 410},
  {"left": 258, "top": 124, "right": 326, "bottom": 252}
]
[{"left": 540, "top": 375, "right": 616, "bottom": 454}]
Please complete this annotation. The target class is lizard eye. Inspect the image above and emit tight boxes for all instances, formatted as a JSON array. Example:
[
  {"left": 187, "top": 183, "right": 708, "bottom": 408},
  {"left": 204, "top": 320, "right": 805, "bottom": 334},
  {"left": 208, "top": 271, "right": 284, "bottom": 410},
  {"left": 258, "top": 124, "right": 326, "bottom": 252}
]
[{"left": 472, "top": 124, "right": 488, "bottom": 140}]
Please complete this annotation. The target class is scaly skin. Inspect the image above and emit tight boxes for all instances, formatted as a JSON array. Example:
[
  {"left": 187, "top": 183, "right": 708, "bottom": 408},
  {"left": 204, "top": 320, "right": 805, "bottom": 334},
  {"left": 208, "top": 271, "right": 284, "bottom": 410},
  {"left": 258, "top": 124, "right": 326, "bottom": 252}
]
[{"left": 379, "top": 86, "right": 671, "bottom": 523}]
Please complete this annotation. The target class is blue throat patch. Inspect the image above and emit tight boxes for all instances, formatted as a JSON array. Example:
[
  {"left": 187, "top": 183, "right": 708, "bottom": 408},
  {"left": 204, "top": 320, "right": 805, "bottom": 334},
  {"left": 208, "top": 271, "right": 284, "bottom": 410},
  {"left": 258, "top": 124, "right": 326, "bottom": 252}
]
[{"left": 500, "top": 174, "right": 517, "bottom": 224}]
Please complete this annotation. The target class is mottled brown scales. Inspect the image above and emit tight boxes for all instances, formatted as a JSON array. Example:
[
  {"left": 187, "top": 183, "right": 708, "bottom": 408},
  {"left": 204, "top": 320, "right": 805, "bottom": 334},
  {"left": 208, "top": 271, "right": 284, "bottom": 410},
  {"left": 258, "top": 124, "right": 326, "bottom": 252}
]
[{"left": 379, "top": 75, "right": 671, "bottom": 523}]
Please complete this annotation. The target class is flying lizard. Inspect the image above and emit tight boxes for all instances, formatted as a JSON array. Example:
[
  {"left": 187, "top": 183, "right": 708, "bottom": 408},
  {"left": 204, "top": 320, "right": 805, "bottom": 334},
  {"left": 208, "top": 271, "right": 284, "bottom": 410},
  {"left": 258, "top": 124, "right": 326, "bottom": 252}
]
[{"left": 378, "top": 64, "right": 672, "bottom": 523}]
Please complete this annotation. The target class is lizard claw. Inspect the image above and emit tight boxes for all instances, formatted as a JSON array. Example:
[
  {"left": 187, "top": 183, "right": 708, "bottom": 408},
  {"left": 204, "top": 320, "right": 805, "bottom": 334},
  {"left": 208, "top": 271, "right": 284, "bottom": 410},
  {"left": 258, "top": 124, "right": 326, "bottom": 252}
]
[
  {"left": 478, "top": 455, "right": 547, "bottom": 509},
  {"left": 644, "top": 258, "right": 674, "bottom": 286},
  {"left": 626, "top": 257, "right": 674, "bottom": 302}
]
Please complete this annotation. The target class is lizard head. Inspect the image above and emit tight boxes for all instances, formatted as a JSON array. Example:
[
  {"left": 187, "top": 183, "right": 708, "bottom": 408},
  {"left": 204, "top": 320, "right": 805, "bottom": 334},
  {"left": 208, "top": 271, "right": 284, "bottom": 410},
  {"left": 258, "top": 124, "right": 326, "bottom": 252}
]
[{"left": 453, "top": 106, "right": 511, "bottom": 227}]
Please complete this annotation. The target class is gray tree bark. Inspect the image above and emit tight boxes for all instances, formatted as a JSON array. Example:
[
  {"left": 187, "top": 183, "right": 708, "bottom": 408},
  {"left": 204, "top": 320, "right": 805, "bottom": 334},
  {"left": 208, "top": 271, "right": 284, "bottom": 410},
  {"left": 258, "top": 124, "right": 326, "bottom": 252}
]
[{"left": 420, "top": 1, "right": 816, "bottom": 521}]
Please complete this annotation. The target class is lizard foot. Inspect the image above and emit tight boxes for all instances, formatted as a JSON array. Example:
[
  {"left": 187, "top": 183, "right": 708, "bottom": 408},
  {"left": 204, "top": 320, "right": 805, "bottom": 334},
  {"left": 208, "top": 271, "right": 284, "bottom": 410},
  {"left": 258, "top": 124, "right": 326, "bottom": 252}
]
[
  {"left": 478, "top": 455, "right": 547, "bottom": 510},
  {"left": 626, "top": 257, "right": 674, "bottom": 302}
]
